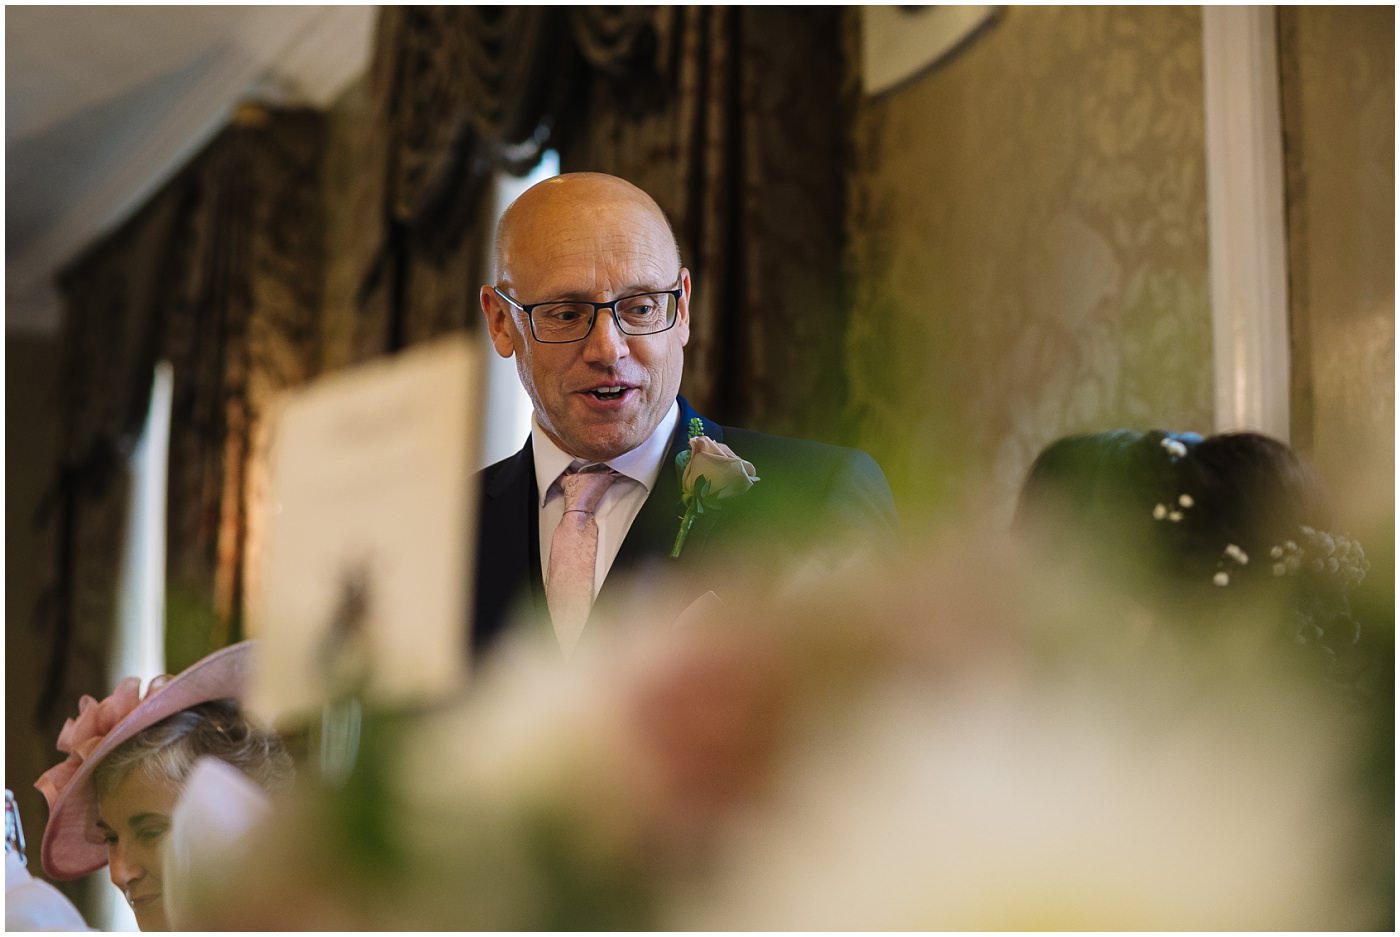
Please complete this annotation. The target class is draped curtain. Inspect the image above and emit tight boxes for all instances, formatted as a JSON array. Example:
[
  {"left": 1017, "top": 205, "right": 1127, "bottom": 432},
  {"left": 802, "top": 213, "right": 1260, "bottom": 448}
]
[
  {"left": 559, "top": 7, "right": 850, "bottom": 438},
  {"left": 360, "top": 7, "right": 579, "bottom": 356},
  {"left": 35, "top": 109, "right": 323, "bottom": 736}
]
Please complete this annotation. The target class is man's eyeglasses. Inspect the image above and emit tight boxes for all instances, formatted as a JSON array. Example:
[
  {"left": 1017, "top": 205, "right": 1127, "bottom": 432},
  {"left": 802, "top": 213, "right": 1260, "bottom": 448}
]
[{"left": 493, "top": 284, "right": 682, "bottom": 344}]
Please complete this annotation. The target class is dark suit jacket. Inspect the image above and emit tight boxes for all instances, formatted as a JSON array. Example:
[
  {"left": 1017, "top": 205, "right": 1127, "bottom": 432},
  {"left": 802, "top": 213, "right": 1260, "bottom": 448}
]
[{"left": 471, "top": 396, "right": 897, "bottom": 657}]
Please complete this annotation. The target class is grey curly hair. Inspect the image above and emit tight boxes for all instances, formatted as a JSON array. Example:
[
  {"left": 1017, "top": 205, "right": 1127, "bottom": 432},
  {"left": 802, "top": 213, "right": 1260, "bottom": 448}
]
[{"left": 92, "top": 698, "right": 293, "bottom": 800}]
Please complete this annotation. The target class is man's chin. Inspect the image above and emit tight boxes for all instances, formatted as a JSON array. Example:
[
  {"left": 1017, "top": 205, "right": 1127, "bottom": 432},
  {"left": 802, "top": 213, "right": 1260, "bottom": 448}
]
[
  {"left": 552, "top": 408, "right": 650, "bottom": 461},
  {"left": 568, "top": 434, "right": 640, "bottom": 462},
  {"left": 561, "top": 420, "right": 649, "bottom": 461}
]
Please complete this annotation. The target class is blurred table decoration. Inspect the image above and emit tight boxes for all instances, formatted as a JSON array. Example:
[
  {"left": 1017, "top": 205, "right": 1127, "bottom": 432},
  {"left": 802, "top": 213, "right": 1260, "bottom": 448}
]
[{"left": 175, "top": 520, "right": 1389, "bottom": 930}]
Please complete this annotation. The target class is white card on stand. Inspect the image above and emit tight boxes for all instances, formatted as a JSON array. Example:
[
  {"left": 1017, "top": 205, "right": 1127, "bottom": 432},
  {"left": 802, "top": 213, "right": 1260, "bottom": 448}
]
[{"left": 247, "top": 334, "right": 481, "bottom": 727}]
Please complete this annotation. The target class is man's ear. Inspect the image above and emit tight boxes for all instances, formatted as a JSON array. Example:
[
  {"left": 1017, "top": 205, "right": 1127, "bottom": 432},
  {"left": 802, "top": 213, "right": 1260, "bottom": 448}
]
[
  {"left": 675, "top": 267, "right": 692, "bottom": 347},
  {"left": 480, "top": 286, "right": 518, "bottom": 359}
]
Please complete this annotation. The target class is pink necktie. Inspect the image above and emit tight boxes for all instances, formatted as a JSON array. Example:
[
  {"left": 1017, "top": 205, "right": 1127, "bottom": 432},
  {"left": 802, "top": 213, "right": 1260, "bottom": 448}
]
[{"left": 547, "top": 467, "right": 620, "bottom": 657}]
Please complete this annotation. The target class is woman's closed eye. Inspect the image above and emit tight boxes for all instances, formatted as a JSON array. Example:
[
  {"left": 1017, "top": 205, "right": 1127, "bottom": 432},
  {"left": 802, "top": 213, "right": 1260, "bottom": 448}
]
[
  {"left": 132, "top": 822, "right": 168, "bottom": 845},
  {"left": 101, "top": 815, "right": 170, "bottom": 847}
]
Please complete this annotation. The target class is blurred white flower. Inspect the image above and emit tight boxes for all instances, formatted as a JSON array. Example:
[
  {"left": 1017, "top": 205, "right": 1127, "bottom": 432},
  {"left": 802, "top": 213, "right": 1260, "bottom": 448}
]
[{"left": 668, "top": 667, "right": 1367, "bottom": 931}]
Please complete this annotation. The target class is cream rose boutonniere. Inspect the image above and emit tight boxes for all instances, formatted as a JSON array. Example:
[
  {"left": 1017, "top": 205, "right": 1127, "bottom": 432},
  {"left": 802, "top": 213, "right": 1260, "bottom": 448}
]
[{"left": 671, "top": 417, "right": 759, "bottom": 558}]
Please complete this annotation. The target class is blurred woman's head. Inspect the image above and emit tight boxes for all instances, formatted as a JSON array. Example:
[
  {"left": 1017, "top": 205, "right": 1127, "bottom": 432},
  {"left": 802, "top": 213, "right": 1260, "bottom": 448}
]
[
  {"left": 35, "top": 642, "right": 292, "bottom": 931},
  {"left": 91, "top": 699, "right": 292, "bottom": 930},
  {"left": 1015, "top": 430, "right": 1366, "bottom": 677}
]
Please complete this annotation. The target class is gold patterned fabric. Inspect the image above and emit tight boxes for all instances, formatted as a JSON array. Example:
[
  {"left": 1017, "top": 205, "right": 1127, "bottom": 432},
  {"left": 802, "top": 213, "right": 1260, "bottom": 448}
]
[
  {"left": 559, "top": 8, "right": 850, "bottom": 441},
  {"left": 36, "top": 110, "right": 323, "bottom": 737},
  {"left": 368, "top": 7, "right": 578, "bottom": 352}
]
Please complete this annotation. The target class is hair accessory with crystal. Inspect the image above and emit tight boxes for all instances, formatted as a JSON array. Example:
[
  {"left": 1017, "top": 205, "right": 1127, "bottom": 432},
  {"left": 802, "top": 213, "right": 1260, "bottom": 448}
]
[{"left": 1212, "top": 543, "right": 1250, "bottom": 587}]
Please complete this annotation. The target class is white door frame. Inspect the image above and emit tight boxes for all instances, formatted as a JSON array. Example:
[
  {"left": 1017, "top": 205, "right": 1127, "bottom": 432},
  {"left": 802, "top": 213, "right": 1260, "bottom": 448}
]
[{"left": 1202, "top": 5, "right": 1292, "bottom": 438}]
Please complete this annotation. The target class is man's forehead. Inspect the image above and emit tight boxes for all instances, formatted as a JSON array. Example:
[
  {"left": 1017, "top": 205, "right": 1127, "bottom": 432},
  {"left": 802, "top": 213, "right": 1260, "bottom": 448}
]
[
  {"left": 502, "top": 218, "right": 679, "bottom": 295},
  {"left": 504, "top": 175, "right": 672, "bottom": 244}
]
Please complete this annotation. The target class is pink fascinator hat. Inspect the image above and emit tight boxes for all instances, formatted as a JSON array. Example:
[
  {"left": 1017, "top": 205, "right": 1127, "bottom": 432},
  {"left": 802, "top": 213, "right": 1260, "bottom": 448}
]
[{"left": 34, "top": 641, "right": 253, "bottom": 880}]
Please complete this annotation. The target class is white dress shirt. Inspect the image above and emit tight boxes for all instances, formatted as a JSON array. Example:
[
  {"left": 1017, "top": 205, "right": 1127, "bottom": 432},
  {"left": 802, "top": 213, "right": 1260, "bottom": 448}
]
[{"left": 533, "top": 401, "right": 680, "bottom": 597}]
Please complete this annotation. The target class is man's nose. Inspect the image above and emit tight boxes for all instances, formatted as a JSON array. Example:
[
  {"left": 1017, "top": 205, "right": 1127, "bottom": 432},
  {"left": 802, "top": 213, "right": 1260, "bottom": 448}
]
[{"left": 580, "top": 308, "right": 630, "bottom": 365}]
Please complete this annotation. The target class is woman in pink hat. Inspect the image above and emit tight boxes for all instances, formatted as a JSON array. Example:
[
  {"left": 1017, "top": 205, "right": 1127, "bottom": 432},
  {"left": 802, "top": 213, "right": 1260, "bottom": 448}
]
[{"left": 34, "top": 642, "right": 292, "bottom": 931}]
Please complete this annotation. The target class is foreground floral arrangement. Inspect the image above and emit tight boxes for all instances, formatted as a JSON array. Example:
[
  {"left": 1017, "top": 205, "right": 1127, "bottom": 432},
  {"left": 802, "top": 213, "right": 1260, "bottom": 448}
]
[{"left": 178, "top": 525, "right": 1388, "bottom": 930}]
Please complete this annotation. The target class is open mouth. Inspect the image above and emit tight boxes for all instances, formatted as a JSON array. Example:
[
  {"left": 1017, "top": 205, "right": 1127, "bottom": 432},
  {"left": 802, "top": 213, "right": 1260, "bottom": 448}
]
[{"left": 588, "top": 386, "right": 628, "bottom": 401}]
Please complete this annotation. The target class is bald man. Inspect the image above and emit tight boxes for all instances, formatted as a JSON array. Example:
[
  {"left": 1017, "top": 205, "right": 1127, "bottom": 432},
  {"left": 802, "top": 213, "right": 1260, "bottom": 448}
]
[{"left": 474, "top": 173, "right": 896, "bottom": 657}]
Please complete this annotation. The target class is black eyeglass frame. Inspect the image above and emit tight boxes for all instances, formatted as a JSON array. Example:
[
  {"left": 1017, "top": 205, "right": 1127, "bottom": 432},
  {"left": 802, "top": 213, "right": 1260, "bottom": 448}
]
[{"left": 492, "top": 283, "right": 684, "bottom": 344}]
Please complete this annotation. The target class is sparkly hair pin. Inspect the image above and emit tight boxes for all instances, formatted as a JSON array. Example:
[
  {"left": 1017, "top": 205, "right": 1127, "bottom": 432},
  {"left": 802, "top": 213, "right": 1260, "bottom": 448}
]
[
  {"left": 1152, "top": 493, "right": 1194, "bottom": 523},
  {"left": 1213, "top": 543, "right": 1249, "bottom": 586},
  {"left": 1160, "top": 436, "right": 1190, "bottom": 459},
  {"left": 1151, "top": 434, "right": 1196, "bottom": 521}
]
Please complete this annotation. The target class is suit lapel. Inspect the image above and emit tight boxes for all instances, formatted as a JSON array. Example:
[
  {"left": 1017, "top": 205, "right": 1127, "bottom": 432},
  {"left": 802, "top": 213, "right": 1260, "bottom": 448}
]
[{"left": 473, "top": 439, "right": 545, "bottom": 652}]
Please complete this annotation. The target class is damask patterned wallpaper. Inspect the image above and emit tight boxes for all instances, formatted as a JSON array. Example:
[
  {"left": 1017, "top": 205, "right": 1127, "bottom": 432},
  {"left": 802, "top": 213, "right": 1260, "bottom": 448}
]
[
  {"left": 1278, "top": 7, "right": 1394, "bottom": 529},
  {"left": 844, "top": 6, "right": 1213, "bottom": 522}
]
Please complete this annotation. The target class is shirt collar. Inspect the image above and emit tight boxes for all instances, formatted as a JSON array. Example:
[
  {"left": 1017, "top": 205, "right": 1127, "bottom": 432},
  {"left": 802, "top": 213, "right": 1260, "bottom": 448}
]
[{"left": 532, "top": 400, "right": 680, "bottom": 507}]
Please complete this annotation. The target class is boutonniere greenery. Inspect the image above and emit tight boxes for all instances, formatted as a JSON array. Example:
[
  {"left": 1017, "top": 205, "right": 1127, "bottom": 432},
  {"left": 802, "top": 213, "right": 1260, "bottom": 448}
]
[{"left": 671, "top": 417, "right": 760, "bottom": 559}]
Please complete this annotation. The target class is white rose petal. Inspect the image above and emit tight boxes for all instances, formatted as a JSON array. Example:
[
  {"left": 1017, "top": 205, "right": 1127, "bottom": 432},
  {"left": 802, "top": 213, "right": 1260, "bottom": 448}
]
[{"left": 683, "top": 436, "right": 759, "bottom": 499}]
